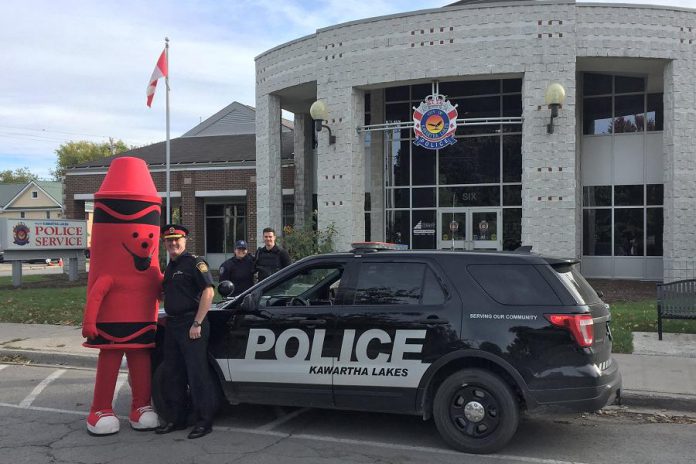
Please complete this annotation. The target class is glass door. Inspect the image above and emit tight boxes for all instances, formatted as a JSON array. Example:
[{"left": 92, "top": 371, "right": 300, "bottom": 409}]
[
  {"left": 470, "top": 209, "right": 501, "bottom": 250},
  {"left": 438, "top": 209, "right": 467, "bottom": 250}
]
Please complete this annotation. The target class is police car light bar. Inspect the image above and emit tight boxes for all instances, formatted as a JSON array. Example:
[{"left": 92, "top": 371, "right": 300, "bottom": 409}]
[{"left": 350, "top": 242, "right": 409, "bottom": 252}]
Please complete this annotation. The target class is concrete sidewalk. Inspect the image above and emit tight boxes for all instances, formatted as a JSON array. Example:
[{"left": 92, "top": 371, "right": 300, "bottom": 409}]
[{"left": 1, "top": 323, "right": 695, "bottom": 414}]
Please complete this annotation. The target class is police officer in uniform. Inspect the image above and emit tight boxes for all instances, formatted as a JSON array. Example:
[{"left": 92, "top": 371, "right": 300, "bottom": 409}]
[
  {"left": 255, "top": 227, "right": 291, "bottom": 281},
  {"left": 155, "top": 225, "right": 217, "bottom": 439},
  {"left": 218, "top": 240, "right": 254, "bottom": 297}
]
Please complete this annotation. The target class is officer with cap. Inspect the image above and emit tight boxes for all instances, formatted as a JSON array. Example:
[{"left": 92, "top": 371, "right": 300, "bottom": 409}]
[
  {"left": 155, "top": 224, "right": 217, "bottom": 439},
  {"left": 218, "top": 240, "right": 255, "bottom": 297}
]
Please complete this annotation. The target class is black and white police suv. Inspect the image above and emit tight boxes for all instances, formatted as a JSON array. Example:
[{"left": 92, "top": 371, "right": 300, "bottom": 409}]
[{"left": 152, "top": 243, "right": 621, "bottom": 454}]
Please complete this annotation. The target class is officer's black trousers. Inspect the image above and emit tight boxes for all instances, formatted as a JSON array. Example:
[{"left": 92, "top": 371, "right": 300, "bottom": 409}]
[{"left": 162, "top": 317, "right": 217, "bottom": 427}]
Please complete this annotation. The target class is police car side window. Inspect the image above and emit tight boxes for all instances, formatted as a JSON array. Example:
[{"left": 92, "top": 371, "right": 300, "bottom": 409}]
[
  {"left": 261, "top": 265, "right": 343, "bottom": 303},
  {"left": 353, "top": 262, "right": 425, "bottom": 305},
  {"left": 468, "top": 264, "right": 562, "bottom": 306},
  {"left": 422, "top": 267, "right": 446, "bottom": 305}
]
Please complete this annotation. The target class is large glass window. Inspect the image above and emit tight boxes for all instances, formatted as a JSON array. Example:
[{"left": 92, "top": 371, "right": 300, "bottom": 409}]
[
  {"left": 384, "top": 78, "right": 522, "bottom": 249},
  {"left": 205, "top": 202, "right": 246, "bottom": 254},
  {"left": 582, "top": 184, "right": 663, "bottom": 257},
  {"left": 353, "top": 262, "right": 443, "bottom": 306},
  {"left": 582, "top": 73, "right": 663, "bottom": 135}
]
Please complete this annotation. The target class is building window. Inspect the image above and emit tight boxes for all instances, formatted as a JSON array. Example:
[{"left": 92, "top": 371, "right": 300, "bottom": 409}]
[
  {"left": 582, "top": 184, "right": 663, "bottom": 257},
  {"left": 20, "top": 212, "right": 26, "bottom": 218},
  {"left": 582, "top": 73, "right": 663, "bottom": 135},
  {"left": 46, "top": 211, "right": 50, "bottom": 219},
  {"left": 282, "top": 195, "right": 294, "bottom": 229},
  {"left": 205, "top": 202, "right": 246, "bottom": 254},
  {"left": 382, "top": 78, "right": 523, "bottom": 249},
  {"left": 32, "top": 191, "right": 38, "bottom": 199}
]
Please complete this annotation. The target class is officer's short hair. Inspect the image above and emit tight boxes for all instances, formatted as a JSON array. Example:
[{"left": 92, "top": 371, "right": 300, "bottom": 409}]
[{"left": 262, "top": 227, "right": 276, "bottom": 236}]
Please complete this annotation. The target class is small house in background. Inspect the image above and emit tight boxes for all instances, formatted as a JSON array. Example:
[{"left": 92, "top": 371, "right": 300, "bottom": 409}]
[{"left": 0, "top": 181, "right": 63, "bottom": 220}]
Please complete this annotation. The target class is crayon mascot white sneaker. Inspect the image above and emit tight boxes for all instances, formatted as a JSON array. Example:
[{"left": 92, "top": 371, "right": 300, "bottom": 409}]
[
  {"left": 86, "top": 410, "right": 120, "bottom": 435},
  {"left": 129, "top": 405, "right": 158, "bottom": 430}
]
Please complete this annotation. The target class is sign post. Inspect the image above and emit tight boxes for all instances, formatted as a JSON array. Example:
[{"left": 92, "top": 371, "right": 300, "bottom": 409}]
[{"left": 0, "top": 218, "right": 88, "bottom": 287}]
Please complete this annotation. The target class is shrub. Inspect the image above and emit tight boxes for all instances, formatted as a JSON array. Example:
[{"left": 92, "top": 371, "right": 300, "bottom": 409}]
[{"left": 282, "top": 223, "right": 337, "bottom": 261}]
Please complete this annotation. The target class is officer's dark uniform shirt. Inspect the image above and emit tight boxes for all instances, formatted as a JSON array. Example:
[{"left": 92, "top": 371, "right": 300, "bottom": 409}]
[
  {"left": 255, "top": 245, "right": 291, "bottom": 281},
  {"left": 163, "top": 252, "right": 214, "bottom": 316},
  {"left": 219, "top": 254, "right": 255, "bottom": 296}
]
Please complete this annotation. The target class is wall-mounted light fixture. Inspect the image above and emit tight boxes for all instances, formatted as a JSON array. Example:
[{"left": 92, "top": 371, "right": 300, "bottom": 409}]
[
  {"left": 544, "top": 82, "right": 566, "bottom": 134},
  {"left": 309, "top": 100, "right": 336, "bottom": 145}
]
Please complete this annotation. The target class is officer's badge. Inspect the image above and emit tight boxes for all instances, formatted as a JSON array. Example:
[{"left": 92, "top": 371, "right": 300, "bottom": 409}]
[{"left": 197, "top": 262, "right": 209, "bottom": 273}]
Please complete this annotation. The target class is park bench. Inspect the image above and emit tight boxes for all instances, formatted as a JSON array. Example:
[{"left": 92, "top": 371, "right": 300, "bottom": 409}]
[{"left": 656, "top": 279, "right": 696, "bottom": 340}]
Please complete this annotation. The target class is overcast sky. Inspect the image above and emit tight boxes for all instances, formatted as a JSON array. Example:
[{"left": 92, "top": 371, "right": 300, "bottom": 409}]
[{"left": 0, "top": 0, "right": 693, "bottom": 180}]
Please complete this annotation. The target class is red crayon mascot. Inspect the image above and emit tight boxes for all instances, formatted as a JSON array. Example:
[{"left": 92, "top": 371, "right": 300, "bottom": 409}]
[{"left": 82, "top": 157, "right": 162, "bottom": 435}]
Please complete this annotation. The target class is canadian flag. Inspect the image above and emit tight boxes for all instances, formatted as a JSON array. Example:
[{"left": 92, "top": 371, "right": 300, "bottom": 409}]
[{"left": 146, "top": 49, "right": 168, "bottom": 107}]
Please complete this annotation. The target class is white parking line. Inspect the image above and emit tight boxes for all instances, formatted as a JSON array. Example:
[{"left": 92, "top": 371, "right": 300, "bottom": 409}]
[
  {"left": 18, "top": 369, "right": 66, "bottom": 408},
  {"left": 0, "top": 365, "right": 8, "bottom": 372},
  {"left": 1, "top": 402, "right": 87, "bottom": 417},
  {"left": 257, "top": 407, "right": 310, "bottom": 431}
]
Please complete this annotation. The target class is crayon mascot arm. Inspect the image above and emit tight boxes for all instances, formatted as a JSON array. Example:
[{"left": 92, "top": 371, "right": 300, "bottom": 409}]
[{"left": 82, "top": 275, "right": 114, "bottom": 339}]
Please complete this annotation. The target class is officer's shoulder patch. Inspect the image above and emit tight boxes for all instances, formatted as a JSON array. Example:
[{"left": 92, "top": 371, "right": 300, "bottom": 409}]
[{"left": 196, "top": 261, "right": 209, "bottom": 273}]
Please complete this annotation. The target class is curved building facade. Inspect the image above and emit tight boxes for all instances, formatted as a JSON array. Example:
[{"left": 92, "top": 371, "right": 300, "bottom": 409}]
[{"left": 255, "top": 0, "right": 696, "bottom": 281}]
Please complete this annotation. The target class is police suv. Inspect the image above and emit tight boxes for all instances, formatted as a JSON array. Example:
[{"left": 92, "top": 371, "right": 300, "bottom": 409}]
[{"left": 152, "top": 243, "right": 621, "bottom": 454}]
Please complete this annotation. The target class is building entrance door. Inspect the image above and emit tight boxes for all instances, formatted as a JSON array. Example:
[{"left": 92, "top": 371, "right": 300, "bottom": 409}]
[{"left": 437, "top": 208, "right": 501, "bottom": 251}]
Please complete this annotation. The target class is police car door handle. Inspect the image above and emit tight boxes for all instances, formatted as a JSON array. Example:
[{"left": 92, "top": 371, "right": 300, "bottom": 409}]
[
  {"left": 417, "top": 317, "right": 448, "bottom": 325},
  {"left": 298, "top": 318, "right": 326, "bottom": 326}
]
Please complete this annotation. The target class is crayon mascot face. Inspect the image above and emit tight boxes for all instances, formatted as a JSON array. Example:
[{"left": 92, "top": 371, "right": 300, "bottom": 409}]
[{"left": 91, "top": 199, "right": 161, "bottom": 273}]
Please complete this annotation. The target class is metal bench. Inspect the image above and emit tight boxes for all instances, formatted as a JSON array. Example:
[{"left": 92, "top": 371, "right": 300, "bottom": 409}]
[{"left": 657, "top": 279, "right": 696, "bottom": 340}]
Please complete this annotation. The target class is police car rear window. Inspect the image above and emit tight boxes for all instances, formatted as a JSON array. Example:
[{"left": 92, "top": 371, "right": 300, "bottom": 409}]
[
  {"left": 353, "top": 262, "right": 444, "bottom": 305},
  {"left": 468, "top": 264, "right": 562, "bottom": 306},
  {"left": 552, "top": 263, "right": 601, "bottom": 305}
]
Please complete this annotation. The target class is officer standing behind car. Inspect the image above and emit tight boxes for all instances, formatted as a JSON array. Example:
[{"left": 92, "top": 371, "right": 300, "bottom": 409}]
[
  {"left": 255, "top": 227, "right": 291, "bottom": 281},
  {"left": 155, "top": 224, "right": 217, "bottom": 439},
  {"left": 218, "top": 240, "right": 254, "bottom": 297}
]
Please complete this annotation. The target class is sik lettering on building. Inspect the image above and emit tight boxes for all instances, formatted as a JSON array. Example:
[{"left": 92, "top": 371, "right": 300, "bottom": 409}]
[{"left": 245, "top": 328, "right": 426, "bottom": 376}]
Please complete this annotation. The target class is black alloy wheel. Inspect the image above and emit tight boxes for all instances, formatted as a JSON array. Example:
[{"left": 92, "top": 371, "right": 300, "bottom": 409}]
[{"left": 433, "top": 368, "right": 519, "bottom": 454}]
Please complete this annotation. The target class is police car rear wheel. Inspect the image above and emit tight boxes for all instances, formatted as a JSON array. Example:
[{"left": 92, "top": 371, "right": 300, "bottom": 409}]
[{"left": 433, "top": 368, "right": 519, "bottom": 454}]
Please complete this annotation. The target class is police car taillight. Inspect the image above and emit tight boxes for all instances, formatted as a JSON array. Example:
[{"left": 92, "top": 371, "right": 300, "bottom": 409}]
[{"left": 545, "top": 314, "right": 594, "bottom": 347}]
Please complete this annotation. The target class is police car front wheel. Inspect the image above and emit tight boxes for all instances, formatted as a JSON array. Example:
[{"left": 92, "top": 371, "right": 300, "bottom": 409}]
[{"left": 433, "top": 368, "right": 519, "bottom": 454}]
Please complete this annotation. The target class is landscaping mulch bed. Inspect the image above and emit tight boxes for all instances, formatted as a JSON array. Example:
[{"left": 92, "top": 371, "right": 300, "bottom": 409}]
[{"left": 587, "top": 279, "right": 657, "bottom": 303}]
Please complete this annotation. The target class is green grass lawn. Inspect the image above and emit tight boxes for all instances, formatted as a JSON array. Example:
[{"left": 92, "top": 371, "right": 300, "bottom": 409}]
[
  {"left": 0, "top": 286, "right": 86, "bottom": 325},
  {"left": 609, "top": 300, "right": 696, "bottom": 353}
]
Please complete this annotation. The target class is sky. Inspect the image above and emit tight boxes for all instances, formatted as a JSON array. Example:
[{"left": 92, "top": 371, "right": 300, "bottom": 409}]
[{"left": 0, "top": 0, "right": 693, "bottom": 180}]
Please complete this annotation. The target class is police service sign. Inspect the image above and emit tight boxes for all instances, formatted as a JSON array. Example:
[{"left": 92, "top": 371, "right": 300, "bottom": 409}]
[
  {"left": 0, "top": 219, "right": 87, "bottom": 250},
  {"left": 413, "top": 94, "right": 458, "bottom": 150}
]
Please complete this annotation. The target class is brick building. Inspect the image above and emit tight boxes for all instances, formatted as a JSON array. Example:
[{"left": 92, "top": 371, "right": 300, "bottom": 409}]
[
  {"left": 64, "top": 102, "right": 295, "bottom": 269},
  {"left": 255, "top": 0, "right": 696, "bottom": 281}
]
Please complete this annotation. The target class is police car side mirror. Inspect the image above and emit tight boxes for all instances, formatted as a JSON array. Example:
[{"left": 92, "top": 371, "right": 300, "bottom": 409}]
[
  {"left": 240, "top": 292, "right": 258, "bottom": 313},
  {"left": 218, "top": 280, "right": 235, "bottom": 298}
]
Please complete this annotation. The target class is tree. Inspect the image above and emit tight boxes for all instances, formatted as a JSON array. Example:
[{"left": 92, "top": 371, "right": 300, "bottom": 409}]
[
  {"left": 0, "top": 167, "right": 39, "bottom": 183},
  {"left": 52, "top": 139, "right": 130, "bottom": 179}
]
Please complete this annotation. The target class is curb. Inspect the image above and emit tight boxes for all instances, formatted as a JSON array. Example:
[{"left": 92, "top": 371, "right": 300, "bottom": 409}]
[
  {"left": 619, "top": 389, "right": 696, "bottom": 414},
  {"left": 0, "top": 348, "right": 97, "bottom": 369}
]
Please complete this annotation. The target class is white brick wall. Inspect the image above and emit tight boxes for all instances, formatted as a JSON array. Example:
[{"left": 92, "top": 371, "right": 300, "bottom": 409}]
[{"left": 256, "top": 0, "right": 696, "bottom": 279}]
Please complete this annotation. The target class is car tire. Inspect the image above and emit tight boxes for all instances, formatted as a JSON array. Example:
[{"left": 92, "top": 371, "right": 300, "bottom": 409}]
[{"left": 433, "top": 368, "right": 519, "bottom": 454}]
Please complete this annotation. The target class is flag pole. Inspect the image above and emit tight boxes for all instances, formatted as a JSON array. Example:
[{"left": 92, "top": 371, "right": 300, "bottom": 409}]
[{"left": 165, "top": 37, "right": 171, "bottom": 226}]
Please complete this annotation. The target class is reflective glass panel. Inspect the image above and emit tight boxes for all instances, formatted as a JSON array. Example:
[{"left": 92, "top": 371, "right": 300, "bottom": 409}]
[
  {"left": 615, "top": 76, "right": 645, "bottom": 94},
  {"left": 583, "top": 186, "right": 612, "bottom": 207},
  {"left": 502, "top": 208, "right": 522, "bottom": 251},
  {"left": 583, "top": 97, "right": 612, "bottom": 135},
  {"left": 412, "top": 187, "right": 436, "bottom": 208},
  {"left": 503, "top": 185, "right": 521, "bottom": 206},
  {"left": 614, "top": 185, "right": 643, "bottom": 206},
  {"left": 614, "top": 208, "right": 644, "bottom": 256},
  {"left": 412, "top": 209, "right": 436, "bottom": 250},
  {"left": 386, "top": 138, "right": 410, "bottom": 187},
  {"left": 502, "top": 135, "right": 521, "bottom": 182},
  {"left": 646, "top": 208, "right": 663, "bottom": 256},
  {"left": 583, "top": 73, "right": 613, "bottom": 96},
  {"left": 647, "top": 184, "right": 664, "bottom": 205},
  {"left": 647, "top": 93, "right": 663, "bottom": 131},
  {"left": 503, "top": 79, "right": 522, "bottom": 93},
  {"left": 439, "top": 186, "right": 500, "bottom": 207},
  {"left": 385, "top": 188, "right": 409, "bottom": 209},
  {"left": 412, "top": 146, "right": 436, "bottom": 185},
  {"left": 613, "top": 94, "right": 645, "bottom": 133},
  {"left": 386, "top": 210, "right": 410, "bottom": 247},
  {"left": 583, "top": 209, "right": 612, "bottom": 256},
  {"left": 438, "top": 136, "right": 500, "bottom": 185}
]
